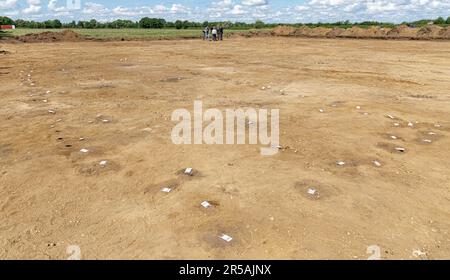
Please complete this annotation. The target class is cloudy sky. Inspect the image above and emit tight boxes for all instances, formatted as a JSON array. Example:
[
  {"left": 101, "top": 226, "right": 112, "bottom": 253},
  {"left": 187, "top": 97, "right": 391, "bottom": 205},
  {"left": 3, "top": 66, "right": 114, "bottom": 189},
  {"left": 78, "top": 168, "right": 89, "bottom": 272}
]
[{"left": 1, "top": 0, "right": 449, "bottom": 23}]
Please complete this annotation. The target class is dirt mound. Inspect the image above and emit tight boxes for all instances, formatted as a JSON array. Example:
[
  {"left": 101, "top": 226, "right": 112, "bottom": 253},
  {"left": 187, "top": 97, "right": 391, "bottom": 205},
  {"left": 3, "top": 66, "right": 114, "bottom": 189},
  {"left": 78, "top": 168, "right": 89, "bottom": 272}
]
[
  {"left": 339, "top": 26, "right": 365, "bottom": 37},
  {"left": 258, "top": 25, "right": 448, "bottom": 40},
  {"left": 327, "top": 27, "right": 345, "bottom": 37},
  {"left": 338, "top": 26, "right": 387, "bottom": 38},
  {"left": 366, "top": 26, "right": 391, "bottom": 37},
  {"left": 309, "top": 27, "right": 332, "bottom": 37},
  {"left": 293, "top": 26, "right": 331, "bottom": 37},
  {"left": 292, "top": 26, "right": 309, "bottom": 36},
  {"left": 16, "top": 30, "right": 87, "bottom": 43},
  {"left": 254, "top": 25, "right": 392, "bottom": 39},
  {"left": 439, "top": 27, "right": 450, "bottom": 39},
  {"left": 248, "top": 30, "right": 271, "bottom": 37},
  {"left": 295, "top": 26, "right": 331, "bottom": 37},
  {"left": 417, "top": 25, "right": 444, "bottom": 39},
  {"left": 387, "top": 25, "right": 419, "bottom": 39},
  {"left": 272, "top": 25, "right": 297, "bottom": 36}
]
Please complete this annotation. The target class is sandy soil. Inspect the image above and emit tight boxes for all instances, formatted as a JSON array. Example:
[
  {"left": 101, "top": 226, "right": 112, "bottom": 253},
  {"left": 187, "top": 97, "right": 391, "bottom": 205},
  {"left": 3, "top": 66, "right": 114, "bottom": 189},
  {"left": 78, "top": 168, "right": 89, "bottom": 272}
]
[{"left": 1, "top": 38, "right": 450, "bottom": 260}]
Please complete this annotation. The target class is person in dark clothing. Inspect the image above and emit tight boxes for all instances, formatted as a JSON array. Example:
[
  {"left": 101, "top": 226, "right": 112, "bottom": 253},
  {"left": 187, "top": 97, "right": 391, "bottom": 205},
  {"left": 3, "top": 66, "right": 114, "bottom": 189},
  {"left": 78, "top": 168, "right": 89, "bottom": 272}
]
[{"left": 218, "top": 26, "right": 224, "bottom": 41}]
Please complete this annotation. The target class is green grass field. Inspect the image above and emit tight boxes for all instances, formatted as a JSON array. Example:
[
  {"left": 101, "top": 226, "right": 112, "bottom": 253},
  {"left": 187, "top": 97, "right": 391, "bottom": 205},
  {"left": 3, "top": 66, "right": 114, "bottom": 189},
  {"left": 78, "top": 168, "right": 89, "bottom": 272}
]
[{"left": 4, "top": 28, "right": 255, "bottom": 39}]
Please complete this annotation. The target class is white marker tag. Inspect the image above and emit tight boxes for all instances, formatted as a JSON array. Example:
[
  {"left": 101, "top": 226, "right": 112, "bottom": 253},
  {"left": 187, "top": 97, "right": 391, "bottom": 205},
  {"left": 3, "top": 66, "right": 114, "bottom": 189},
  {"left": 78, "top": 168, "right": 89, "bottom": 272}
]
[
  {"left": 201, "top": 201, "right": 212, "bottom": 208},
  {"left": 220, "top": 234, "right": 233, "bottom": 242},
  {"left": 307, "top": 188, "right": 317, "bottom": 195},
  {"left": 161, "top": 187, "right": 172, "bottom": 193}
]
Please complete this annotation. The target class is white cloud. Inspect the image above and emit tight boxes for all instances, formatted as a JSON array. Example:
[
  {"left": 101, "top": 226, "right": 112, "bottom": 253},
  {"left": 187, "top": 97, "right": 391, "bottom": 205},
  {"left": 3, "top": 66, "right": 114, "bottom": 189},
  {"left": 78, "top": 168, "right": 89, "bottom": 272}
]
[
  {"left": 0, "top": 0, "right": 18, "bottom": 9},
  {"left": 294, "top": 6, "right": 310, "bottom": 12},
  {"left": 108, "top": 4, "right": 190, "bottom": 17},
  {"left": 112, "top": 6, "right": 142, "bottom": 16},
  {"left": 48, "top": 0, "right": 68, "bottom": 12},
  {"left": 215, "top": 0, "right": 234, "bottom": 8},
  {"left": 22, "top": 0, "right": 41, "bottom": 14},
  {"left": 153, "top": 4, "right": 168, "bottom": 13},
  {"left": 309, "top": 0, "right": 346, "bottom": 6},
  {"left": 242, "top": 0, "right": 268, "bottom": 6},
  {"left": 4, "top": 9, "right": 19, "bottom": 16},
  {"left": 1, "top": 0, "right": 448, "bottom": 24},
  {"left": 170, "top": 4, "right": 190, "bottom": 14},
  {"left": 289, "top": 0, "right": 450, "bottom": 23},
  {"left": 366, "top": 2, "right": 398, "bottom": 13},
  {"left": 27, "top": 0, "right": 40, "bottom": 5},
  {"left": 83, "top": 2, "right": 109, "bottom": 15},
  {"left": 229, "top": 4, "right": 247, "bottom": 15}
]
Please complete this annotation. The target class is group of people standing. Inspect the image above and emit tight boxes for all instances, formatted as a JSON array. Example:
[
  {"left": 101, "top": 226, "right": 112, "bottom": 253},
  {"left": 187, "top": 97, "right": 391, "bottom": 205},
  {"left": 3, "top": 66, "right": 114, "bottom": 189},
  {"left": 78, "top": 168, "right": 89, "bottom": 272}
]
[{"left": 203, "top": 26, "right": 224, "bottom": 41}]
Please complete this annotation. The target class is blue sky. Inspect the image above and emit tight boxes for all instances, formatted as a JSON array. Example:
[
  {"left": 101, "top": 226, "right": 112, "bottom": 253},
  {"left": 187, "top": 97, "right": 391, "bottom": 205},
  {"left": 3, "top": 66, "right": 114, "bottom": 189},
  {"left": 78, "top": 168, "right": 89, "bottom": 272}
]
[{"left": 1, "top": 0, "right": 449, "bottom": 23}]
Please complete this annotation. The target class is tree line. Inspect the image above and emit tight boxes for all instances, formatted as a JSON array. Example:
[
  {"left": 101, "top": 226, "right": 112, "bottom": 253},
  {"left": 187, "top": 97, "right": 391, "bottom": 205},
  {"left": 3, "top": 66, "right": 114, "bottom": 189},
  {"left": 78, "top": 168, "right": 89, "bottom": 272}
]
[
  {"left": 3, "top": 17, "right": 270, "bottom": 30},
  {"left": 1, "top": 16, "right": 450, "bottom": 30}
]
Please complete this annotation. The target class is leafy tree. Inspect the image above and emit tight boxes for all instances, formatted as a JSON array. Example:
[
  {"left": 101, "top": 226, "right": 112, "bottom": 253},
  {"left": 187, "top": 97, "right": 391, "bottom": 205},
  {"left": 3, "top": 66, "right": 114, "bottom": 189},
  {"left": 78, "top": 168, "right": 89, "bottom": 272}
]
[
  {"left": 155, "top": 18, "right": 166, "bottom": 28},
  {"left": 139, "top": 17, "right": 152, "bottom": 28},
  {"left": 183, "top": 20, "right": 190, "bottom": 29},
  {"left": 89, "top": 19, "right": 98, "bottom": 29},
  {"left": 139, "top": 17, "right": 165, "bottom": 28},
  {"left": 0, "top": 16, "right": 14, "bottom": 25},
  {"left": 408, "top": 19, "right": 431, "bottom": 27},
  {"left": 44, "top": 19, "right": 62, "bottom": 28},
  {"left": 434, "top": 16, "right": 445, "bottom": 25},
  {"left": 14, "top": 19, "right": 26, "bottom": 27},
  {"left": 110, "top": 19, "right": 138, "bottom": 28},
  {"left": 254, "top": 20, "right": 265, "bottom": 29},
  {"left": 175, "top": 20, "right": 183, "bottom": 29},
  {"left": 5, "top": 16, "right": 448, "bottom": 31},
  {"left": 54, "top": 19, "right": 62, "bottom": 28},
  {"left": 65, "top": 21, "right": 76, "bottom": 28}
]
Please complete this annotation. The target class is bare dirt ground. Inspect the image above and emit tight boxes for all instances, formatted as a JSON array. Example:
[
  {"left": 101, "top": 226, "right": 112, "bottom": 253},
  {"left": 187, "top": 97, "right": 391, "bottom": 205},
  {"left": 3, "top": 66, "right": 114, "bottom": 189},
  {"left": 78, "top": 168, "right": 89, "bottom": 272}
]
[{"left": 1, "top": 38, "right": 450, "bottom": 260}]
